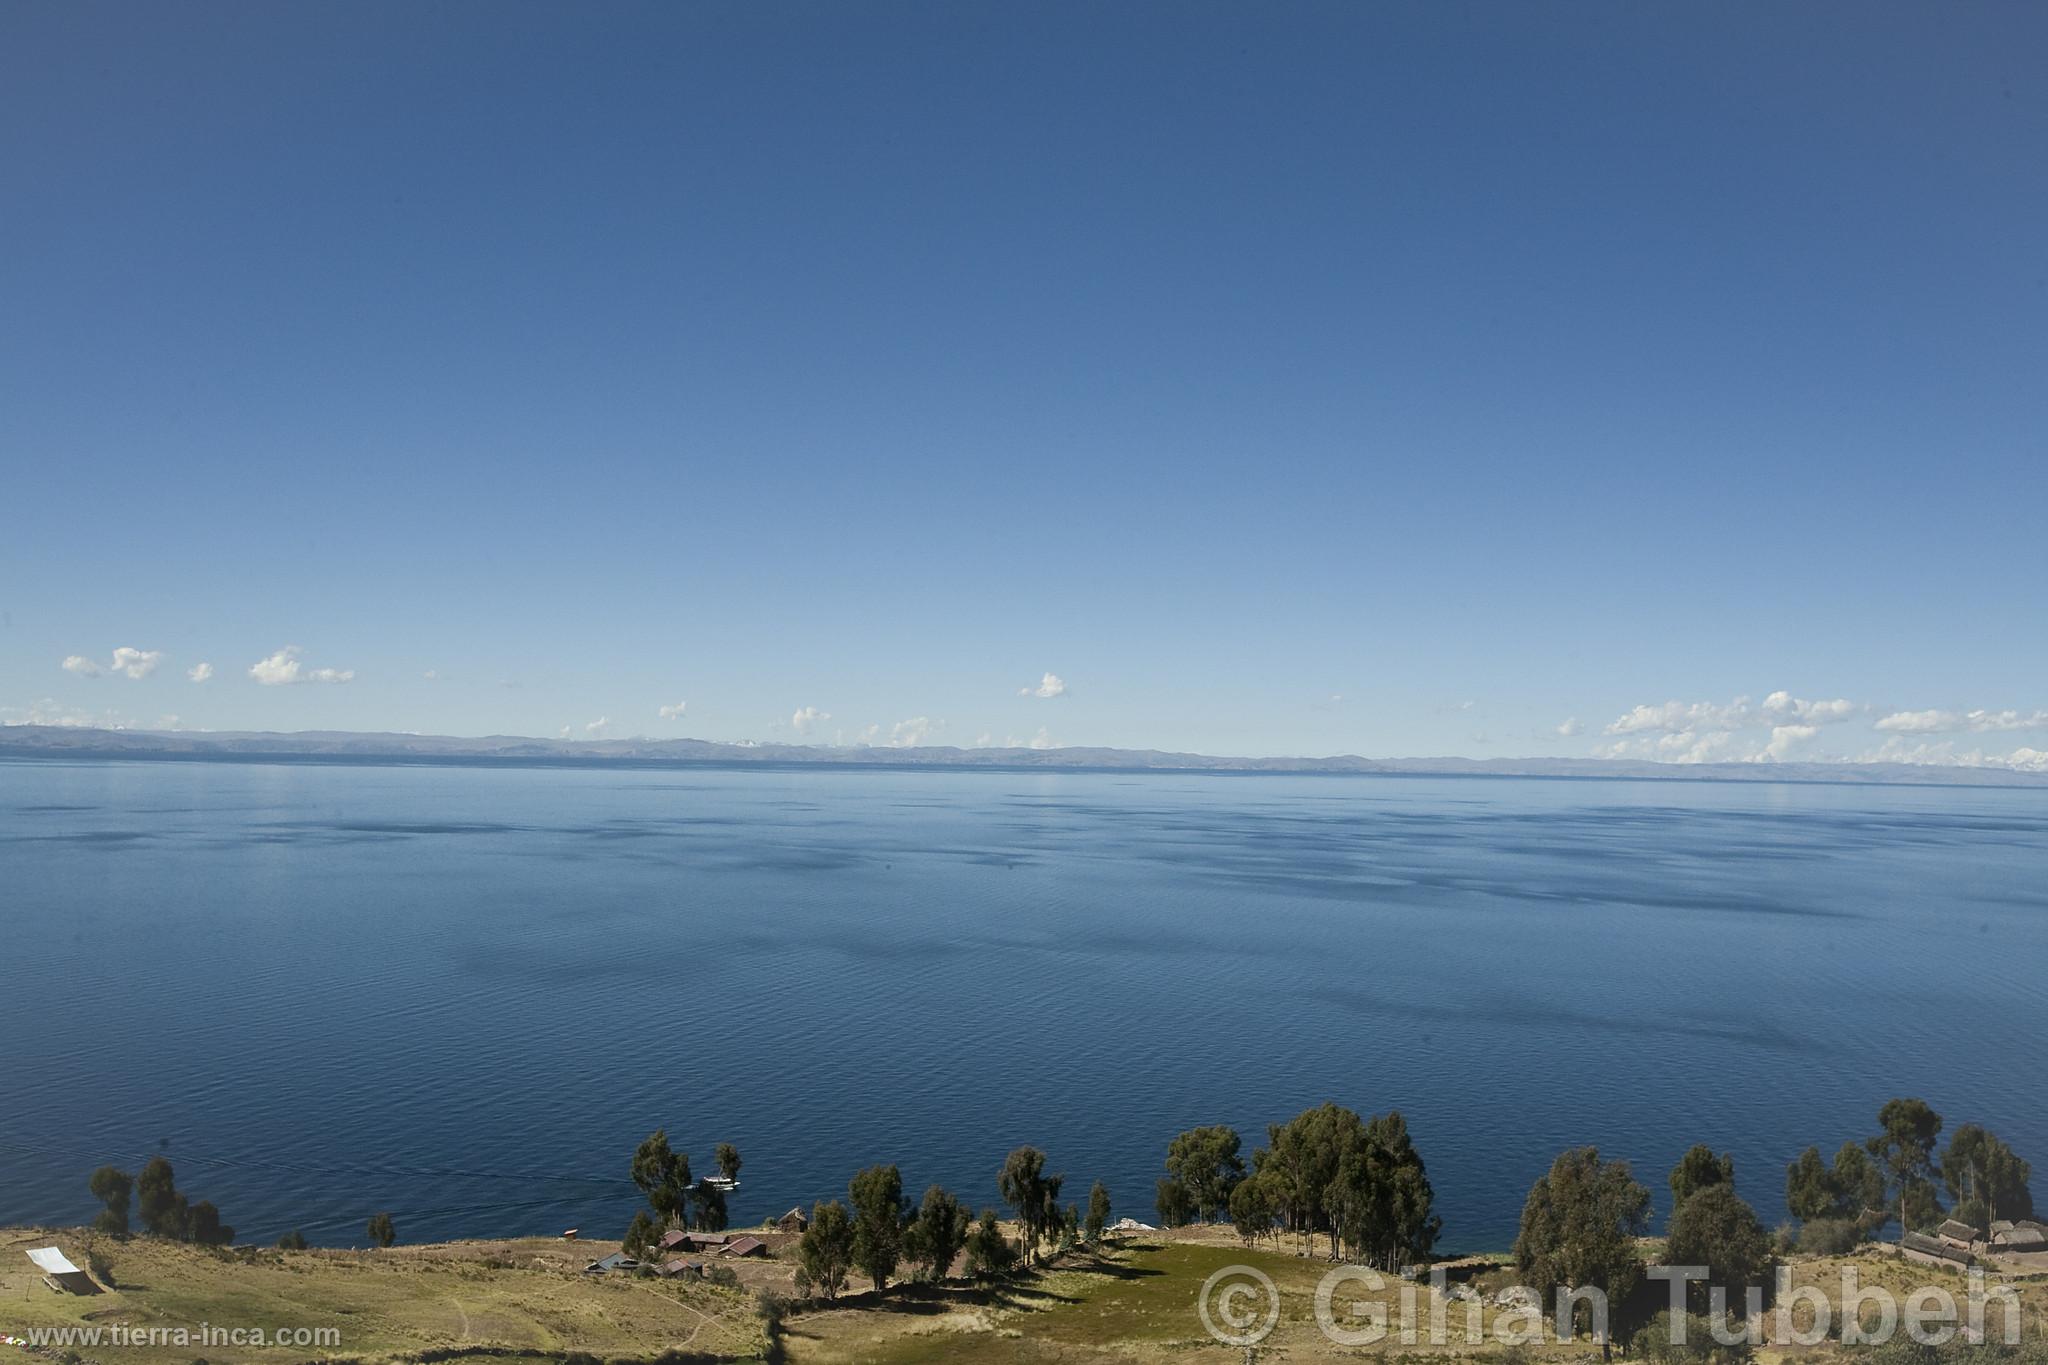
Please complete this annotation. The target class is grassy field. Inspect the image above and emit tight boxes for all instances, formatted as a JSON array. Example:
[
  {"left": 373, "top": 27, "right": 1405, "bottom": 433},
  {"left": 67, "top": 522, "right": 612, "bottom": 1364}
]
[
  {"left": 6, "top": 1222, "right": 2043, "bottom": 1365},
  {"left": 0, "top": 1226, "right": 770, "bottom": 1364}
]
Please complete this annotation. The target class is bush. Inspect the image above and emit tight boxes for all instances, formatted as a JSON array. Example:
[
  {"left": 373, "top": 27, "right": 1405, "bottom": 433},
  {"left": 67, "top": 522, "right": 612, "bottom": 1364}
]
[
  {"left": 1630, "top": 1310, "right": 1753, "bottom": 1365},
  {"left": 1798, "top": 1218, "right": 1863, "bottom": 1256},
  {"left": 706, "top": 1264, "right": 739, "bottom": 1288},
  {"left": 84, "top": 1245, "right": 115, "bottom": 1288}
]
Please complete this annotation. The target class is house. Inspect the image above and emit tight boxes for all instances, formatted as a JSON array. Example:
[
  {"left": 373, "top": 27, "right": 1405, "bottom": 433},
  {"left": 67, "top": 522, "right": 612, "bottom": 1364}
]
[
  {"left": 583, "top": 1253, "right": 640, "bottom": 1274},
  {"left": 25, "top": 1248, "right": 97, "bottom": 1295},
  {"left": 657, "top": 1258, "right": 706, "bottom": 1279},
  {"left": 562, "top": 1228, "right": 580, "bottom": 1241},
  {"left": 674, "top": 1231, "right": 730, "bottom": 1252},
  {"left": 1901, "top": 1231, "right": 1974, "bottom": 1269},
  {"left": 658, "top": 1229, "right": 691, "bottom": 1252},
  {"left": 723, "top": 1235, "right": 767, "bottom": 1258},
  {"left": 1936, "top": 1219, "right": 1981, "bottom": 1249},
  {"left": 1990, "top": 1222, "right": 2047, "bottom": 1252},
  {"left": 777, "top": 1207, "right": 809, "bottom": 1233}
]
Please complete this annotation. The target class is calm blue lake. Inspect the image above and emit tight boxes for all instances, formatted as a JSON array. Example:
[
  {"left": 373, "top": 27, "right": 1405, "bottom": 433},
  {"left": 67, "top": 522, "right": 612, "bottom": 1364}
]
[{"left": 3, "top": 759, "right": 2043, "bottom": 1249}]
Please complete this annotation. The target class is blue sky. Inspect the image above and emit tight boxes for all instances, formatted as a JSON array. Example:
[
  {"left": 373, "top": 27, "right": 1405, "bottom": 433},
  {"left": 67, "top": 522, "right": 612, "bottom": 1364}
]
[{"left": 3, "top": 2, "right": 2044, "bottom": 764}]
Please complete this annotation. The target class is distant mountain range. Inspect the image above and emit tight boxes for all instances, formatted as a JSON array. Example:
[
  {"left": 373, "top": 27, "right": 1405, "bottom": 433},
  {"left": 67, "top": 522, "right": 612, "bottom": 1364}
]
[{"left": 2, "top": 723, "right": 2044, "bottom": 787}]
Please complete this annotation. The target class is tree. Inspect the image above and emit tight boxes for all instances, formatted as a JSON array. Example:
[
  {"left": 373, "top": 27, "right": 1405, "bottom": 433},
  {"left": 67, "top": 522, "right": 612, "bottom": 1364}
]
[
  {"left": 998, "top": 1146, "right": 1062, "bottom": 1265},
  {"left": 1084, "top": 1181, "right": 1111, "bottom": 1244},
  {"left": 1943, "top": 1125, "right": 2033, "bottom": 1223},
  {"left": 691, "top": 1178, "right": 729, "bottom": 1232},
  {"left": 1155, "top": 1178, "right": 1193, "bottom": 1229},
  {"left": 1867, "top": 1098, "right": 1943, "bottom": 1227},
  {"left": 1785, "top": 1147, "right": 1844, "bottom": 1223},
  {"left": 186, "top": 1200, "right": 234, "bottom": 1247},
  {"left": 1244, "top": 1103, "right": 1438, "bottom": 1268},
  {"left": 365, "top": 1212, "right": 396, "bottom": 1248},
  {"left": 1367, "top": 1110, "right": 1443, "bottom": 1269},
  {"left": 796, "top": 1200, "right": 854, "bottom": 1301},
  {"left": 848, "top": 1164, "right": 905, "bottom": 1292},
  {"left": 1670, "top": 1146, "right": 1735, "bottom": 1207},
  {"left": 631, "top": 1129, "right": 691, "bottom": 1223},
  {"left": 1514, "top": 1147, "right": 1651, "bottom": 1358},
  {"left": 963, "top": 1208, "right": 1016, "bottom": 1283},
  {"left": 88, "top": 1166, "right": 132, "bottom": 1237},
  {"left": 136, "top": 1157, "right": 184, "bottom": 1237},
  {"left": 277, "top": 1229, "right": 309, "bottom": 1251},
  {"left": 907, "top": 1185, "right": 969, "bottom": 1282},
  {"left": 1228, "top": 1174, "right": 1277, "bottom": 1247},
  {"left": 715, "top": 1143, "right": 743, "bottom": 1183},
  {"left": 623, "top": 1209, "right": 659, "bottom": 1259},
  {"left": 1830, "top": 1143, "right": 1886, "bottom": 1224},
  {"left": 1665, "top": 1184, "right": 1771, "bottom": 1308},
  {"left": 1164, "top": 1126, "right": 1246, "bottom": 1222}
]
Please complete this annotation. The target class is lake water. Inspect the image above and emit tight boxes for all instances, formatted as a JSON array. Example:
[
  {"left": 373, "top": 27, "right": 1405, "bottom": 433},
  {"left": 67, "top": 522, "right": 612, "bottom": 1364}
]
[{"left": 3, "top": 759, "right": 2043, "bottom": 1250}]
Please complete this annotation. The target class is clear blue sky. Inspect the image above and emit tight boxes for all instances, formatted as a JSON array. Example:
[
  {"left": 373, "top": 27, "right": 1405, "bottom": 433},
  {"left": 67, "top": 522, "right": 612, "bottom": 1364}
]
[{"left": 4, "top": 2, "right": 2044, "bottom": 764}]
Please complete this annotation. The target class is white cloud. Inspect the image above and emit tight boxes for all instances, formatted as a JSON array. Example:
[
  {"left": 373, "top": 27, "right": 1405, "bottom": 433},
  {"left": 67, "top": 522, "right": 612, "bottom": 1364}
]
[
  {"left": 584, "top": 716, "right": 610, "bottom": 736},
  {"left": 188, "top": 662, "right": 214, "bottom": 683},
  {"left": 249, "top": 646, "right": 354, "bottom": 686},
  {"left": 1027, "top": 726, "right": 1058, "bottom": 750},
  {"left": 1874, "top": 708, "right": 2048, "bottom": 734},
  {"left": 791, "top": 705, "right": 829, "bottom": 736},
  {"left": 886, "top": 716, "right": 941, "bottom": 748},
  {"left": 1761, "top": 691, "right": 1858, "bottom": 724},
  {"left": 974, "top": 732, "right": 994, "bottom": 748},
  {"left": 657, "top": 700, "right": 688, "bottom": 720},
  {"left": 1761, "top": 724, "right": 1820, "bottom": 761},
  {"left": 423, "top": 669, "right": 439, "bottom": 681},
  {"left": 1856, "top": 736, "right": 2048, "bottom": 772},
  {"left": 61, "top": 655, "right": 102, "bottom": 677},
  {"left": 1600, "top": 690, "right": 1866, "bottom": 763},
  {"left": 558, "top": 725, "right": 572, "bottom": 739},
  {"left": 1555, "top": 718, "right": 1583, "bottom": 738},
  {"left": 1019, "top": 672, "right": 1067, "bottom": 699},
  {"left": 109, "top": 647, "right": 162, "bottom": 680},
  {"left": 1592, "top": 685, "right": 2048, "bottom": 766},
  {"left": 2, "top": 698, "right": 129, "bottom": 729},
  {"left": 1605, "top": 697, "right": 1755, "bottom": 735}
]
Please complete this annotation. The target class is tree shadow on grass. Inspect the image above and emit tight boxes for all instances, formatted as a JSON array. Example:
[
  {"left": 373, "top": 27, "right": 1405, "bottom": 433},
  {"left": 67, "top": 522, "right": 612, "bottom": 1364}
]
[{"left": 1046, "top": 1253, "right": 1164, "bottom": 1282}]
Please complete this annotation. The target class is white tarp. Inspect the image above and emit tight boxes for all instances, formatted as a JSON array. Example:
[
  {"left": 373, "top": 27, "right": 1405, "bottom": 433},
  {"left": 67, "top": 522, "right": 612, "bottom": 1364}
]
[{"left": 26, "top": 1247, "right": 82, "bottom": 1276}]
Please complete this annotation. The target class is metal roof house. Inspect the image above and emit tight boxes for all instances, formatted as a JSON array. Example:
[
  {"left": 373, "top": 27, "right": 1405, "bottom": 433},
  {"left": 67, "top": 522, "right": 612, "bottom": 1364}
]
[
  {"left": 1936, "top": 1219, "right": 1982, "bottom": 1249},
  {"left": 1901, "top": 1230, "right": 1975, "bottom": 1268}
]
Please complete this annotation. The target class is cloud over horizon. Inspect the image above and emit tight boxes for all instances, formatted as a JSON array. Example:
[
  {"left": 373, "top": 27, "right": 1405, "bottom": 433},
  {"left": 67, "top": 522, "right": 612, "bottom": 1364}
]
[
  {"left": 62, "top": 648, "right": 163, "bottom": 680},
  {"left": 1597, "top": 689, "right": 2044, "bottom": 768},
  {"left": 249, "top": 646, "right": 355, "bottom": 686},
  {"left": 1020, "top": 672, "right": 1067, "bottom": 699}
]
